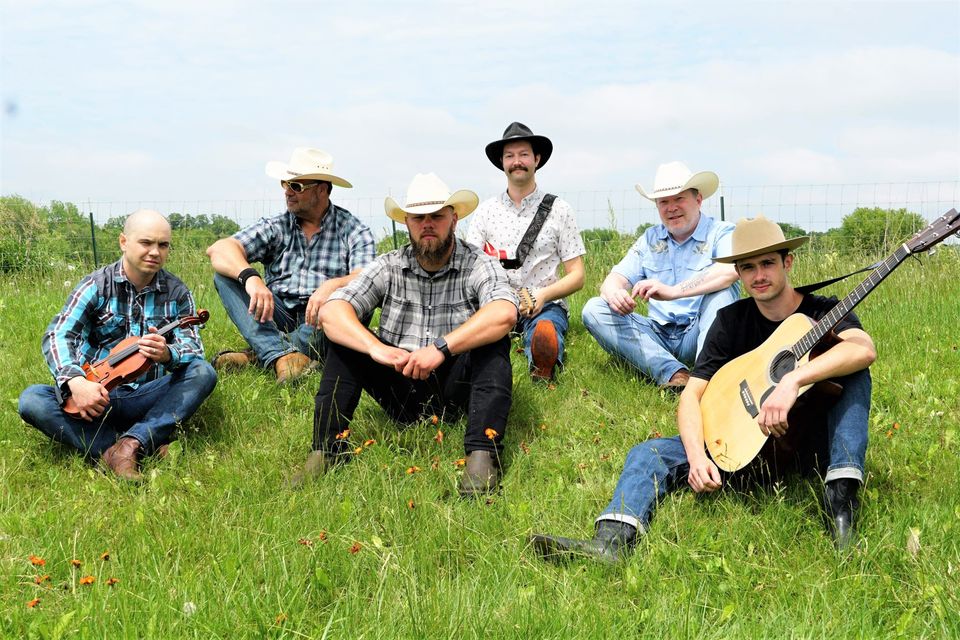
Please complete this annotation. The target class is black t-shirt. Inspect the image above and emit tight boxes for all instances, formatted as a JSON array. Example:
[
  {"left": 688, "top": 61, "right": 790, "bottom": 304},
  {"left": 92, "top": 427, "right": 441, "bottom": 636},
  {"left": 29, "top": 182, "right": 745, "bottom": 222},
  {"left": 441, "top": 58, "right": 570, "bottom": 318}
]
[{"left": 691, "top": 293, "right": 863, "bottom": 381}]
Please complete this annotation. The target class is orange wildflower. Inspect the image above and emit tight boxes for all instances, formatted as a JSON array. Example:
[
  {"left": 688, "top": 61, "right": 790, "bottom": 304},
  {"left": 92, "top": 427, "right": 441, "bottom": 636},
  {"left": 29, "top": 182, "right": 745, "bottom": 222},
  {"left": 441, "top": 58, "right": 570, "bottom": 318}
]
[
  {"left": 34, "top": 575, "right": 50, "bottom": 584},
  {"left": 318, "top": 530, "right": 328, "bottom": 543},
  {"left": 539, "top": 423, "right": 547, "bottom": 431},
  {"left": 354, "top": 446, "right": 364, "bottom": 455},
  {"left": 276, "top": 613, "right": 288, "bottom": 624},
  {"left": 70, "top": 559, "right": 82, "bottom": 568},
  {"left": 430, "top": 415, "right": 439, "bottom": 425},
  {"left": 100, "top": 551, "right": 110, "bottom": 561},
  {"left": 407, "top": 499, "right": 416, "bottom": 509},
  {"left": 105, "top": 577, "right": 119, "bottom": 586},
  {"left": 27, "top": 598, "right": 40, "bottom": 608},
  {"left": 298, "top": 538, "right": 314, "bottom": 547},
  {"left": 348, "top": 542, "right": 362, "bottom": 554},
  {"left": 520, "top": 441, "right": 530, "bottom": 455},
  {"left": 434, "top": 430, "right": 444, "bottom": 443},
  {"left": 79, "top": 575, "right": 95, "bottom": 585},
  {"left": 894, "top": 422, "right": 901, "bottom": 430},
  {"left": 335, "top": 429, "right": 350, "bottom": 440},
  {"left": 364, "top": 439, "right": 376, "bottom": 446},
  {"left": 406, "top": 466, "right": 421, "bottom": 474},
  {"left": 29, "top": 555, "right": 45, "bottom": 567},
  {"left": 453, "top": 458, "right": 466, "bottom": 468},
  {"left": 484, "top": 428, "right": 498, "bottom": 440}
]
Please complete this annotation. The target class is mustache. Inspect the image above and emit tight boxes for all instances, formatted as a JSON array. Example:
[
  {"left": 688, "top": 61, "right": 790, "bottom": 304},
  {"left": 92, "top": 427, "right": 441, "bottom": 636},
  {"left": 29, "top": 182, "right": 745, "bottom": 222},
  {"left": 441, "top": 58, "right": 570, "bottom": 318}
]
[{"left": 509, "top": 164, "right": 528, "bottom": 172}]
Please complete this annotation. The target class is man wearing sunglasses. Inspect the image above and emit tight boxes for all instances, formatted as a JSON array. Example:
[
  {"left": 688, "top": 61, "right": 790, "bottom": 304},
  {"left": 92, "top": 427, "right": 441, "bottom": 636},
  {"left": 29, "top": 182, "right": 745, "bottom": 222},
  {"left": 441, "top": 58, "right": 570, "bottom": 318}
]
[{"left": 207, "top": 148, "right": 375, "bottom": 383}]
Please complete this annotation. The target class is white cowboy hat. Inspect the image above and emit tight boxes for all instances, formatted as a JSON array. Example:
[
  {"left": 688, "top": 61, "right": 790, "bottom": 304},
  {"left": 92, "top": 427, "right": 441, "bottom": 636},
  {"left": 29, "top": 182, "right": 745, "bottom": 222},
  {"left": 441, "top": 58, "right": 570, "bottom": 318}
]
[
  {"left": 714, "top": 214, "right": 809, "bottom": 263},
  {"left": 265, "top": 148, "right": 352, "bottom": 188},
  {"left": 384, "top": 173, "right": 479, "bottom": 223},
  {"left": 635, "top": 161, "right": 719, "bottom": 201}
]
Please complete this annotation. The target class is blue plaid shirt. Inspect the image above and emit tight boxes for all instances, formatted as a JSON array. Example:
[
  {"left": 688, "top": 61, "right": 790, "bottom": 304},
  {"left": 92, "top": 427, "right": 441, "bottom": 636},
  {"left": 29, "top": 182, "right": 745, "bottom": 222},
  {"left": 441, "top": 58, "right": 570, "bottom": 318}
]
[
  {"left": 330, "top": 239, "right": 518, "bottom": 352},
  {"left": 233, "top": 204, "right": 375, "bottom": 310},
  {"left": 42, "top": 260, "right": 205, "bottom": 391}
]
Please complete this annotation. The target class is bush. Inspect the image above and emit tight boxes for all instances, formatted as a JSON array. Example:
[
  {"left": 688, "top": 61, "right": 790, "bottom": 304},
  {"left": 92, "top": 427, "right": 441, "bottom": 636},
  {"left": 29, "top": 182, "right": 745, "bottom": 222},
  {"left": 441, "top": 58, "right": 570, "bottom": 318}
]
[{"left": 833, "top": 207, "right": 926, "bottom": 256}]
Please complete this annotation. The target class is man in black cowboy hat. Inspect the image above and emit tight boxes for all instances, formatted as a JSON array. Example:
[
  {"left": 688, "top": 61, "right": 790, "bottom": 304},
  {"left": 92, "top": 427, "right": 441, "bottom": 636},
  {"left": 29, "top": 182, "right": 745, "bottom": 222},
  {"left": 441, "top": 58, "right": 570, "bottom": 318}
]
[
  {"left": 532, "top": 216, "right": 875, "bottom": 561},
  {"left": 466, "top": 122, "right": 585, "bottom": 381}
]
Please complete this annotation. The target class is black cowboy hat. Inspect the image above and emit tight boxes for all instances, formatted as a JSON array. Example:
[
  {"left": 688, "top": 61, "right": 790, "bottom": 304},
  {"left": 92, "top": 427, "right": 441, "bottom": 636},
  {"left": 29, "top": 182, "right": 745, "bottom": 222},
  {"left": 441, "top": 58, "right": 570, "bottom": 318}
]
[{"left": 484, "top": 122, "right": 553, "bottom": 170}]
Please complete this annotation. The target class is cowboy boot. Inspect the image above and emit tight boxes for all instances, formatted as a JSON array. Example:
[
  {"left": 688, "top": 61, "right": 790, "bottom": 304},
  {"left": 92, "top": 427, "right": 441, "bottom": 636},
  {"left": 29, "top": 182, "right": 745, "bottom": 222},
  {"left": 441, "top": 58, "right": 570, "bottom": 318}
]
[
  {"left": 459, "top": 450, "right": 500, "bottom": 496},
  {"left": 288, "top": 450, "right": 334, "bottom": 489},
  {"left": 101, "top": 437, "right": 143, "bottom": 481},
  {"left": 211, "top": 348, "right": 255, "bottom": 371},
  {"left": 274, "top": 352, "right": 314, "bottom": 384},
  {"left": 823, "top": 478, "right": 861, "bottom": 551},
  {"left": 530, "top": 520, "right": 638, "bottom": 564},
  {"left": 530, "top": 320, "right": 559, "bottom": 381}
]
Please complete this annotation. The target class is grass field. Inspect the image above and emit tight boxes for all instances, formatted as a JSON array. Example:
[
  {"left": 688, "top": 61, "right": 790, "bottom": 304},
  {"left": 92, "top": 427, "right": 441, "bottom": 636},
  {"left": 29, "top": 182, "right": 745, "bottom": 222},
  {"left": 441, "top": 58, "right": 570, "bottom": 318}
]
[{"left": 1, "top": 236, "right": 959, "bottom": 639}]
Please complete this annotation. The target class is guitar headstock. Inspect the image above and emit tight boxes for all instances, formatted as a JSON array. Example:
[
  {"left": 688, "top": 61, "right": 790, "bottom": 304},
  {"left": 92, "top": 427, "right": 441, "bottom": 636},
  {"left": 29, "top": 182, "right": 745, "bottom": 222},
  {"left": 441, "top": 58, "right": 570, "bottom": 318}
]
[{"left": 906, "top": 208, "right": 960, "bottom": 254}]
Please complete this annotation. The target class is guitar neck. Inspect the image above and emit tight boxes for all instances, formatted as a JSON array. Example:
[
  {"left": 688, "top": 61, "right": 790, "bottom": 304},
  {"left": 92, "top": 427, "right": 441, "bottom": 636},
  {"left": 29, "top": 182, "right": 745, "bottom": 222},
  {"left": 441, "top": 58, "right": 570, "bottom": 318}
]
[{"left": 792, "top": 244, "right": 910, "bottom": 358}]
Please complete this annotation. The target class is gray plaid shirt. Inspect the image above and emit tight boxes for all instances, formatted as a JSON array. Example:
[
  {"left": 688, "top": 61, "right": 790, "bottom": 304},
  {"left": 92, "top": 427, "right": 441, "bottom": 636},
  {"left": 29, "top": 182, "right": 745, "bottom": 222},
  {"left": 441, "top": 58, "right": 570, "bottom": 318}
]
[
  {"left": 329, "top": 238, "right": 519, "bottom": 352},
  {"left": 233, "top": 204, "right": 375, "bottom": 310}
]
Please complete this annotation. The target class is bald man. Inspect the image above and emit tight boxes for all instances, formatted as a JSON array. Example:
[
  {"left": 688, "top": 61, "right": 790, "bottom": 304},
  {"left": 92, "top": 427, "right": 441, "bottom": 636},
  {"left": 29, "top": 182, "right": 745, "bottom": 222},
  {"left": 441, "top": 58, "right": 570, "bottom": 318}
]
[{"left": 18, "top": 210, "right": 217, "bottom": 480}]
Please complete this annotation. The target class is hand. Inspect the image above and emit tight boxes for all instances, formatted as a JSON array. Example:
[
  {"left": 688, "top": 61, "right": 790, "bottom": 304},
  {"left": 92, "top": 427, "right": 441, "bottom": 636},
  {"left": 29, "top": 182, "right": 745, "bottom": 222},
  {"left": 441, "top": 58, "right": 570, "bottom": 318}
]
[
  {"left": 305, "top": 280, "right": 342, "bottom": 327},
  {"left": 66, "top": 376, "right": 110, "bottom": 421},
  {"left": 138, "top": 328, "right": 171, "bottom": 363},
  {"left": 600, "top": 288, "right": 637, "bottom": 315},
  {"left": 522, "top": 288, "right": 546, "bottom": 318},
  {"left": 369, "top": 343, "right": 411, "bottom": 371},
  {"left": 632, "top": 279, "right": 678, "bottom": 302},
  {"left": 401, "top": 345, "right": 445, "bottom": 380},
  {"left": 245, "top": 277, "right": 274, "bottom": 323},
  {"left": 757, "top": 376, "right": 800, "bottom": 438},
  {"left": 687, "top": 455, "right": 722, "bottom": 493}
]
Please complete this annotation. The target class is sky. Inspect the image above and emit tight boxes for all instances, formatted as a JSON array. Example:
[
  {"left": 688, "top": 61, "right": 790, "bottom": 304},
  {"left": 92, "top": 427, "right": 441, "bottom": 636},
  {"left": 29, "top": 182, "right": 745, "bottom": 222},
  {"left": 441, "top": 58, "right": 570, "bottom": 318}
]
[{"left": 1, "top": 0, "right": 958, "bottom": 232}]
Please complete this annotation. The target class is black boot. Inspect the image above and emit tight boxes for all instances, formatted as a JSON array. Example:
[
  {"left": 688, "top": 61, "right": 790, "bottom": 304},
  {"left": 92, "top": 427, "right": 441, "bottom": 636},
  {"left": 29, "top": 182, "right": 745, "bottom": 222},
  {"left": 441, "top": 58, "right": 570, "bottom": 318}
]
[
  {"left": 823, "top": 478, "right": 860, "bottom": 550},
  {"left": 530, "top": 520, "right": 638, "bottom": 564}
]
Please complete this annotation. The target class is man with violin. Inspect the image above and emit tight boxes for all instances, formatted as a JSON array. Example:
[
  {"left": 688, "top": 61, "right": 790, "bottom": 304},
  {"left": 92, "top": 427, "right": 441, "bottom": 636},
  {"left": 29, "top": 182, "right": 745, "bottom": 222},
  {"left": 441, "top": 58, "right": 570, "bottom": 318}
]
[
  {"left": 531, "top": 216, "right": 875, "bottom": 561},
  {"left": 466, "top": 123, "right": 585, "bottom": 381},
  {"left": 206, "top": 148, "right": 375, "bottom": 383},
  {"left": 18, "top": 209, "right": 217, "bottom": 481}
]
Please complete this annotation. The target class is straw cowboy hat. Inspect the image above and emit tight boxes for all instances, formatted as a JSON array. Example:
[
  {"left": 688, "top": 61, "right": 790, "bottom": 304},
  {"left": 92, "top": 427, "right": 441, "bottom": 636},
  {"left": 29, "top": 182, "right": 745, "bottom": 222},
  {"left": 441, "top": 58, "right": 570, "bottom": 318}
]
[
  {"left": 265, "top": 148, "right": 352, "bottom": 188},
  {"left": 636, "top": 161, "right": 719, "bottom": 201},
  {"left": 484, "top": 122, "right": 554, "bottom": 170},
  {"left": 384, "top": 173, "right": 479, "bottom": 224},
  {"left": 714, "top": 214, "right": 810, "bottom": 263}
]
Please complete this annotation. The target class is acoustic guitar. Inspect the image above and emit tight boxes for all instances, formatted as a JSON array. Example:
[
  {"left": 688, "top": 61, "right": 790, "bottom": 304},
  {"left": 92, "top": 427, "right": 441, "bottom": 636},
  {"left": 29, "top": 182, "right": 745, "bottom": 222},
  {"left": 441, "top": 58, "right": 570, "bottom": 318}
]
[{"left": 702, "top": 208, "right": 960, "bottom": 472}]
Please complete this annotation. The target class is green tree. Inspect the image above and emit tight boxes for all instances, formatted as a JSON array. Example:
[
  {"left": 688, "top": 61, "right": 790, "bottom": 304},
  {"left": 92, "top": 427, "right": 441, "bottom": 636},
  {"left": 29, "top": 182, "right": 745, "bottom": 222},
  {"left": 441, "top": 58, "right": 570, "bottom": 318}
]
[{"left": 837, "top": 207, "right": 926, "bottom": 256}]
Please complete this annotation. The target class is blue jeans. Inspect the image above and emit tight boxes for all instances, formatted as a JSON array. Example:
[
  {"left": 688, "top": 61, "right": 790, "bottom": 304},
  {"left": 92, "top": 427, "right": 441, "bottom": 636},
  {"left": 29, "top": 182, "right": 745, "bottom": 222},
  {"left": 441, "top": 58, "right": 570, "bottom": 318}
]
[
  {"left": 214, "top": 273, "right": 325, "bottom": 368},
  {"left": 515, "top": 302, "right": 569, "bottom": 370},
  {"left": 581, "top": 287, "right": 738, "bottom": 385},
  {"left": 18, "top": 360, "right": 217, "bottom": 458},
  {"left": 596, "top": 368, "right": 871, "bottom": 532}
]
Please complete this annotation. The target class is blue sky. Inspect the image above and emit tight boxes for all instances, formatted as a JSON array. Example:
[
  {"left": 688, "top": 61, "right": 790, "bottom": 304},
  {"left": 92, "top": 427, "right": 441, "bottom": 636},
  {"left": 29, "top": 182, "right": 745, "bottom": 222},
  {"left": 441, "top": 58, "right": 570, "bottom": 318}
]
[{"left": 1, "top": 0, "right": 958, "bottom": 230}]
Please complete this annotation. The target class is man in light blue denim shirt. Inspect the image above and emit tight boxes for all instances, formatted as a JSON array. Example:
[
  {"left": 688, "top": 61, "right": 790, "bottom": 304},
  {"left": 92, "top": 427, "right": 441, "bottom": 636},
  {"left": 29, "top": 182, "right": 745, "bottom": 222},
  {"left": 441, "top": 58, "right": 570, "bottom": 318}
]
[{"left": 582, "top": 162, "right": 740, "bottom": 389}]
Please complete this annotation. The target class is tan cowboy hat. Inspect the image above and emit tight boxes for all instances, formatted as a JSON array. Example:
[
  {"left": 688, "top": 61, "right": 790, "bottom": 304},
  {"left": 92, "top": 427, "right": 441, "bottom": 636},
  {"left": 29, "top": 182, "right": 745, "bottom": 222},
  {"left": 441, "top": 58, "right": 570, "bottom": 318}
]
[
  {"left": 265, "top": 148, "right": 352, "bottom": 188},
  {"left": 714, "top": 214, "right": 810, "bottom": 263},
  {"left": 636, "top": 161, "right": 719, "bottom": 201},
  {"left": 384, "top": 173, "right": 479, "bottom": 223}
]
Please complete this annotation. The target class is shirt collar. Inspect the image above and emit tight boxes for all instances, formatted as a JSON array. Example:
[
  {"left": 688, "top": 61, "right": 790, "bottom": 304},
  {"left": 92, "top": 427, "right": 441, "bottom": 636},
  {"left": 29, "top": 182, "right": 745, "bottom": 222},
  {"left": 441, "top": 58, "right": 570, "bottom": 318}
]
[
  {"left": 499, "top": 186, "right": 543, "bottom": 212},
  {"left": 402, "top": 238, "right": 464, "bottom": 277},
  {"left": 655, "top": 211, "right": 710, "bottom": 245},
  {"left": 286, "top": 203, "right": 335, "bottom": 231},
  {"left": 112, "top": 260, "right": 164, "bottom": 292}
]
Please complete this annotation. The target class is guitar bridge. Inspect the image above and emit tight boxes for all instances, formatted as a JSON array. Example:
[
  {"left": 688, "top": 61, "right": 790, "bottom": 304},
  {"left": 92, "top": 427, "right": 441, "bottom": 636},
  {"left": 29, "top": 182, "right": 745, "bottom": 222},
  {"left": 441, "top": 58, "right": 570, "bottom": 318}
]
[{"left": 739, "top": 380, "right": 759, "bottom": 418}]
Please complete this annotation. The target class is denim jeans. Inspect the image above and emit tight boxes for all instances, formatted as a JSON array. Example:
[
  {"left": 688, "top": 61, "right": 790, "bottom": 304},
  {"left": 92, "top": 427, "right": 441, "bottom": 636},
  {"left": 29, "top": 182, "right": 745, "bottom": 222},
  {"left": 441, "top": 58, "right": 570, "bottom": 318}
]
[
  {"left": 313, "top": 337, "right": 512, "bottom": 456},
  {"left": 596, "top": 368, "right": 872, "bottom": 531},
  {"left": 581, "top": 287, "right": 738, "bottom": 385},
  {"left": 214, "top": 273, "right": 325, "bottom": 368},
  {"left": 515, "top": 302, "right": 569, "bottom": 370},
  {"left": 18, "top": 359, "right": 217, "bottom": 458}
]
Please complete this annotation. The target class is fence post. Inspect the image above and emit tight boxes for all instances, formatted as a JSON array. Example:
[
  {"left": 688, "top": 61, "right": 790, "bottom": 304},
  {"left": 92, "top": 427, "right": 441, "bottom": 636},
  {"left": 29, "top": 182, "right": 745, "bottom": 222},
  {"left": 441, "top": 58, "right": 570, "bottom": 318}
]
[
  {"left": 719, "top": 183, "right": 725, "bottom": 222},
  {"left": 88, "top": 212, "right": 99, "bottom": 267},
  {"left": 392, "top": 220, "right": 399, "bottom": 250}
]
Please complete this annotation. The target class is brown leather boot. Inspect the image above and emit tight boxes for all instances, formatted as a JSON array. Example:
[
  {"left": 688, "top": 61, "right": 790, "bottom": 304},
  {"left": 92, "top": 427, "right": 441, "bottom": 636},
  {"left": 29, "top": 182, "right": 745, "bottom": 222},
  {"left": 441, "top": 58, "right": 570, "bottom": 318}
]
[
  {"left": 101, "top": 437, "right": 143, "bottom": 481},
  {"left": 288, "top": 450, "right": 333, "bottom": 489},
  {"left": 459, "top": 450, "right": 500, "bottom": 497},
  {"left": 274, "top": 352, "right": 313, "bottom": 384},
  {"left": 211, "top": 349, "right": 255, "bottom": 371},
  {"left": 530, "top": 320, "right": 559, "bottom": 381},
  {"left": 661, "top": 369, "right": 690, "bottom": 392}
]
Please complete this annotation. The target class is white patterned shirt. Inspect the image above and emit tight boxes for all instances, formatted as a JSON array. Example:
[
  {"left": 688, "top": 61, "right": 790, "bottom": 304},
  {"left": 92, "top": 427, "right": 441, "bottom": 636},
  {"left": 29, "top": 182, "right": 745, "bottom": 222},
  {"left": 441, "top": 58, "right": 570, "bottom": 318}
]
[{"left": 466, "top": 188, "right": 585, "bottom": 310}]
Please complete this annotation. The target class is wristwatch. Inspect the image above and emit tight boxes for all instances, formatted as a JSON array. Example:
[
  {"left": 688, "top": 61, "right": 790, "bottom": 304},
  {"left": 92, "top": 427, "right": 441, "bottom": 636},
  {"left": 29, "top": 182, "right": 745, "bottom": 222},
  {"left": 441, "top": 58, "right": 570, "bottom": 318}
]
[{"left": 432, "top": 336, "right": 451, "bottom": 358}]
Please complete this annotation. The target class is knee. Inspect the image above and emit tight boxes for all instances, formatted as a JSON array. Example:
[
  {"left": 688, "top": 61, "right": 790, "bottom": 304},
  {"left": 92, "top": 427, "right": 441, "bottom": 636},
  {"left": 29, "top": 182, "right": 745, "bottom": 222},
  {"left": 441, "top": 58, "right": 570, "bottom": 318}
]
[
  {"left": 18, "top": 385, "right": 52, "bottom": 423},
  {"left": 581, "top": 297, "right": 606, "bottom": 330},
  {"left": 625, "top": 440, "right": 659, "bottom": 467},
  {"left": 185, "top": 360, "right": 218, "bottom": 394}
]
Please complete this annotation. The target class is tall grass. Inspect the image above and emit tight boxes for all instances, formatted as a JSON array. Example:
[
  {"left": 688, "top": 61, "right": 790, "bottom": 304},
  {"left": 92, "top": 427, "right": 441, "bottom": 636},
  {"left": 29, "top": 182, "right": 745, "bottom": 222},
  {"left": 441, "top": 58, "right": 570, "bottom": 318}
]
[{"left": 1, "top": 238, "right": 958, "bottom": 639}]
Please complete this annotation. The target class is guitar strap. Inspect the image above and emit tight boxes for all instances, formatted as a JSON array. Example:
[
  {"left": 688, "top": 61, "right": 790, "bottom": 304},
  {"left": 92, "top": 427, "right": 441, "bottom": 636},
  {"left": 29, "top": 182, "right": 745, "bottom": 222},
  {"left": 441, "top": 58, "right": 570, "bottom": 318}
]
[
  {"left": 498, "top": 193, "right": 556, "bottom": 270},
  {"left": 795, "top": 260, "right": 883, "bottom": 295}
]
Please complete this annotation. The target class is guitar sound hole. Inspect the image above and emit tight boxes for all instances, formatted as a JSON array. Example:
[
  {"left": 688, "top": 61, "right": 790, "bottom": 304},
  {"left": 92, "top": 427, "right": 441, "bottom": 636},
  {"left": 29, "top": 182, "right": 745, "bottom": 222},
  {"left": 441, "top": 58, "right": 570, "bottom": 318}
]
[{"left": 769, "top": 351, "right": 797, "bottom": 383}]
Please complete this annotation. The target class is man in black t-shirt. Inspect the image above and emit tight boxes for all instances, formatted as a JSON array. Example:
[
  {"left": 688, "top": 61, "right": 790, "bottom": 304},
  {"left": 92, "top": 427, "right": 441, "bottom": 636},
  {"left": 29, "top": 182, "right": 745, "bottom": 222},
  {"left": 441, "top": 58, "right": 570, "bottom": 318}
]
[{"left": 532, "top": 216, "right": 876, "bottom": 561}]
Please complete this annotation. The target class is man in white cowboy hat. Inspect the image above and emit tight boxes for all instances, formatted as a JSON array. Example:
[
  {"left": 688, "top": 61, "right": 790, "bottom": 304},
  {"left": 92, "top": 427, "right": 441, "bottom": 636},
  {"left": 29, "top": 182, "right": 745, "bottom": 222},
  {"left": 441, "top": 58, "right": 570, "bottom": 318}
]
[
  {"left": 466, "top": 122, "right": 586, "bottom": 381},
  {"left": 582, "top": 161, "right": 740, "bottom": 389},
  {"left": 532, "top": 215, "right": 876, "bottom": 561},
  {"left": 206, "top": 148, "right": 375, "bottom": 383},
  {"left": 291, "top": 173, "right": 519, "bottom": 496}
]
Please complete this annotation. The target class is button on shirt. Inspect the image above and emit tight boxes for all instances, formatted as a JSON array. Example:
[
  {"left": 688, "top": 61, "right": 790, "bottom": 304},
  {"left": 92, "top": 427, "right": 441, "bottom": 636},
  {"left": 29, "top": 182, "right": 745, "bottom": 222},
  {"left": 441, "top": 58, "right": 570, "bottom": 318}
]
[
  {"left": 233, "top": 205, "right": 375, "bottom": 310},
  {"left": 466, "top": 189, "right": 586, "bottom": 309},
  {"left": 329, "top": 238, "right": 519, "bottom": 352},
  {"left": 612, "top": 214, "right": 736, "bottom": 326},
  {"left": 42, "top": 260, "right": 205, "bottom": 390}
]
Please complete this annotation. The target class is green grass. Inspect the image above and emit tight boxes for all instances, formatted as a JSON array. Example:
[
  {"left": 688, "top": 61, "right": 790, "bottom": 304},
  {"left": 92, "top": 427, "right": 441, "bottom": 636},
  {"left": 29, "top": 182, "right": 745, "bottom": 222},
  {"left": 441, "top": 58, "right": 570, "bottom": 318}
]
[{"left": 1, "top": 239, "right": 959, "bottom": 639}]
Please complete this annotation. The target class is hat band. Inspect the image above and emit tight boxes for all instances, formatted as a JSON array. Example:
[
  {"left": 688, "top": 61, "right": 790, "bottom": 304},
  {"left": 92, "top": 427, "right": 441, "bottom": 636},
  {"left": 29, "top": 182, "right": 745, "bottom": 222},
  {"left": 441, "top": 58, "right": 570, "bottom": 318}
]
[
  {"left": 406, "top": 200, "right": 446, "bottom": 208},
  {"left": 653, "top": 184, "right": 685, "bottom": 194}
]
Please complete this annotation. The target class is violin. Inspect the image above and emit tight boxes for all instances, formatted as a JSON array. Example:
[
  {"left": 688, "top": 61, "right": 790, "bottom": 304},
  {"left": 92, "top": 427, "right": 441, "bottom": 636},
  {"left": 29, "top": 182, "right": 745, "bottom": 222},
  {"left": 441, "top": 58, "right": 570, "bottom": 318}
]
[{"left": 62, "top": 310, "right": 209, "bottom": 418}]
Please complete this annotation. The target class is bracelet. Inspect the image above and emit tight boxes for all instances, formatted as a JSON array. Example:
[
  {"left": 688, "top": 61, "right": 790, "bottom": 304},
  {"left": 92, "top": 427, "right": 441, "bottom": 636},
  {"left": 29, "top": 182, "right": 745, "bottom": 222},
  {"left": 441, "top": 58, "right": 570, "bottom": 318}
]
[{"left": 237, "top": 267, "right": 261, "bottom": 287}]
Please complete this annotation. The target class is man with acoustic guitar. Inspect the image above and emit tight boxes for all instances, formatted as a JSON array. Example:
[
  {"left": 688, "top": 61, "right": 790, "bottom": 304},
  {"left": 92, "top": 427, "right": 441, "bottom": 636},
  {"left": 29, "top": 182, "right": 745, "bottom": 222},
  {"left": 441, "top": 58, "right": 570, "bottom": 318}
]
[
  {"left": 532, "top": 216, "right": 875, "bottom": 560},
  {"left": 18, "top": 209, "right": 217, "bottom": 481},
  {"left": 466, "top": 122, "right": 585, "bottom": 381}
]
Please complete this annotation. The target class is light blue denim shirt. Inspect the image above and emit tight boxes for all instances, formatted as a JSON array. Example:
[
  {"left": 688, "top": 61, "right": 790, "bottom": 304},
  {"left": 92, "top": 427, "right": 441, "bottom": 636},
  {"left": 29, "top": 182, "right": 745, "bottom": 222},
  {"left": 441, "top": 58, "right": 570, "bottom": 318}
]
[{"left": 612, "top": 214, "right": 737, "bottom": 326}]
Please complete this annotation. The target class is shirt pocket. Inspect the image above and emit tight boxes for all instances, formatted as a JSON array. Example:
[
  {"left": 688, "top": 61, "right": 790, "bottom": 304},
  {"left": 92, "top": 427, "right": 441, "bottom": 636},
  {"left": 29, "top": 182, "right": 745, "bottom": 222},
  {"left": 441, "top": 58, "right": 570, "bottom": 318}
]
[{"left": 92, "top": 310, "right": 127, "bottom": 346}]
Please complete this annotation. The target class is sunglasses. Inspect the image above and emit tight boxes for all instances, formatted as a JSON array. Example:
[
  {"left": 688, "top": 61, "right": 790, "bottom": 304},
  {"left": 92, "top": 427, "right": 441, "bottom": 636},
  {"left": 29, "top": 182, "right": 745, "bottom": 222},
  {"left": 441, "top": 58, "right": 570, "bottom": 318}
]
[{"left": 281, "top": 180, "right": 320, "bottom": 193}]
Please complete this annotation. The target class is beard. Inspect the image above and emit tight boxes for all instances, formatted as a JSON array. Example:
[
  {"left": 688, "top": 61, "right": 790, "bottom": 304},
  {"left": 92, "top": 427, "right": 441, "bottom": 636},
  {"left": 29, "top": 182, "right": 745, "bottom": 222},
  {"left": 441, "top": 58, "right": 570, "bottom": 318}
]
[{"left": 411, "top": 227, "right": 455, "bottom": 264}]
